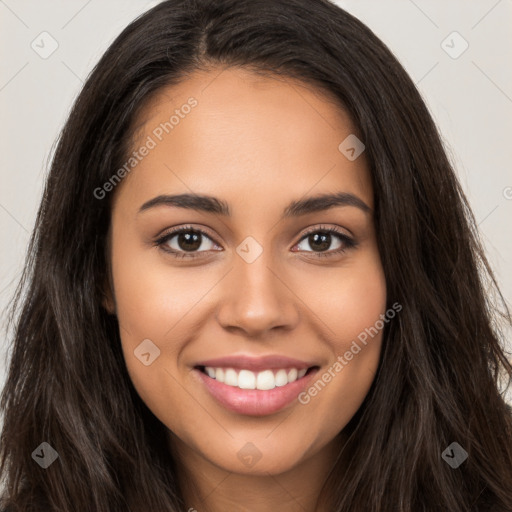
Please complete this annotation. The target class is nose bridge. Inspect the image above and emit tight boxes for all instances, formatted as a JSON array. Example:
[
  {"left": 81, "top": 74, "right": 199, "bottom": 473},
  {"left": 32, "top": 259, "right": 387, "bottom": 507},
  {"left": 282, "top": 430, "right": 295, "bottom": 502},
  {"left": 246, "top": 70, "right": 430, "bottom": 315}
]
[
  {"left": 215, "top": 241, "right": 298, "bottom": 335},
  {"left": 236, "top": 248, "right": 280, "bottom": 303}
]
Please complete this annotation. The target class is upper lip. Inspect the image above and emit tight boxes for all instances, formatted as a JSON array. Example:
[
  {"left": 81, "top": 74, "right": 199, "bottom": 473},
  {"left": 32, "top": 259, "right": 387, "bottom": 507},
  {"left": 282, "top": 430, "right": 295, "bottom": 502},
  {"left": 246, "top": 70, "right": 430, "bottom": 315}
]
[{"left": 195, "top": 354, "right": 318, "bottom": 372}]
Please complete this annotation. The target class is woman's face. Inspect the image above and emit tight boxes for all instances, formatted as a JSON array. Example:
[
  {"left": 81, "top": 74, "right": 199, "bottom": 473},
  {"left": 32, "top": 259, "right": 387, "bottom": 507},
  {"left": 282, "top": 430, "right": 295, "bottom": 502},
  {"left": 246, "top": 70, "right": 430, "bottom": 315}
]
[{"left": 106, "top": 66, "right": 386, "bottom": 476}]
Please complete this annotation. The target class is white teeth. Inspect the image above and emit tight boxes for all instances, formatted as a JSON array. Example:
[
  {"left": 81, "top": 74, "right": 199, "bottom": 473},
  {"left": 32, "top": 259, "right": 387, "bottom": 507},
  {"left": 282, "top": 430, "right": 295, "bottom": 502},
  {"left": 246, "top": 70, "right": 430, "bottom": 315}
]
[
  {"left": 224, "top": 368, "right": 238, "bottom": 386},
  {"left": 215, "top": 368, "right": 224, "bottom": 382},
  {"left": 238, "top": 369, "right": 256, "bottom": 389},
  {"left": 203, "top": 366, "right": 310, "bottom": 390},
  {"left": 287, "top": 368, "right": 298, "bottom": 383},
  {"left": 275, "top": 369, "right": 288, "bottom": 387},
  {"left": 256, "top": 370, "right": 275, "bottom": 390}
]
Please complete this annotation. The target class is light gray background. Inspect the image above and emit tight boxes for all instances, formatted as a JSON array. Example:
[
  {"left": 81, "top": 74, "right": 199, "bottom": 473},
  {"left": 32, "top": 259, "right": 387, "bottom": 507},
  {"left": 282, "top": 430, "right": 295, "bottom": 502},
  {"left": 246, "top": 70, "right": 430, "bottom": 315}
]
[{"left": 1, "top": 1, "right": 511, "bottom": 407}]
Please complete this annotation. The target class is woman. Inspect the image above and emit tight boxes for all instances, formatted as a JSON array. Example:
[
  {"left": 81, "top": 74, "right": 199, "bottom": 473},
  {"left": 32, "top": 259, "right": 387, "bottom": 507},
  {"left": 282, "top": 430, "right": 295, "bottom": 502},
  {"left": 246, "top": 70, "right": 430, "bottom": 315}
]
[{"left": 1, "top": 0, "right": 511, "bottom": 510}]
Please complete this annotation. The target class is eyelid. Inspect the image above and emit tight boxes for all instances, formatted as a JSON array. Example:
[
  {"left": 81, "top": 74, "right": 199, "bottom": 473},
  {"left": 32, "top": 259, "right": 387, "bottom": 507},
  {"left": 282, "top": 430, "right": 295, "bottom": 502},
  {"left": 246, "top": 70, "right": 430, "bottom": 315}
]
[
  {"left": 293, "top": 224, "right": 357, "bottom": 257},
  {"left": 298, "top": 224, "right": 353, "bottom": 241},
  {"left": 155, "top": 224, "right": 218, "bottom": 243},
  {"left": 154, "top": 224, "right": 221, "bottom": 255}
]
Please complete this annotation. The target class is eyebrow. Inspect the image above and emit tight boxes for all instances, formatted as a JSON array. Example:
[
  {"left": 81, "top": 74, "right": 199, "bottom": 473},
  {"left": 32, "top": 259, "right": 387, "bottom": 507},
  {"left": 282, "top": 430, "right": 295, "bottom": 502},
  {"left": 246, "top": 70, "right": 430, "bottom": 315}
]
[{"left": 138, "top": 191, "right": 371, "bottom": 217}]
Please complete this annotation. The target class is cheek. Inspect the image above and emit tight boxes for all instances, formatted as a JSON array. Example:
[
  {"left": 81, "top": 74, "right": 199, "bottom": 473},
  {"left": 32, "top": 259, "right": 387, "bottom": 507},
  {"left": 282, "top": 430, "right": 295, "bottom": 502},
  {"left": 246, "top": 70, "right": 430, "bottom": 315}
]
[
  {"left": 110, "top": 236, "right": 217, "bottom": 342},
  {"left": 291, "top": 250, "right": 387, "bottom": 422},
  {"left": 108, "top": 231, "right": 204, "bottom": 398},
  {"left": 297, "top": 251, "right": 387, "bottom": 348}
]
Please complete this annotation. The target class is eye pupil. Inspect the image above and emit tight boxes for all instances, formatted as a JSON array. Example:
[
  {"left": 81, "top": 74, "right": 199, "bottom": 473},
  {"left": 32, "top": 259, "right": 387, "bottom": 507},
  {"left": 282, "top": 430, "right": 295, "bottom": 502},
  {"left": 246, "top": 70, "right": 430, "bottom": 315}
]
[
  {"left": 309, "top": 232, "right": 330, "bottom": 251},
  {"left": 178, "top": 231, "right": 201, "bottom": 251}
]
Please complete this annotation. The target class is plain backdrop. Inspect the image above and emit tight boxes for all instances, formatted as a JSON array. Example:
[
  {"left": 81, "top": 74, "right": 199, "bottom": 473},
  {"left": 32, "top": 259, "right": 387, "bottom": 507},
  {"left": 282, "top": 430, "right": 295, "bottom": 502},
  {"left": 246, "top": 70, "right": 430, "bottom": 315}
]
[{"left": 1, "top": 0, "right": 511, "bottom": 411}]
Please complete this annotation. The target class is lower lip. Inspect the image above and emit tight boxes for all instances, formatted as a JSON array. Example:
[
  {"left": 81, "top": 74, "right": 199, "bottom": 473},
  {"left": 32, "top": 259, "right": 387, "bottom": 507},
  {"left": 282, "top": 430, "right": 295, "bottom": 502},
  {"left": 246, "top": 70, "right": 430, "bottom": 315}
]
[{"left": 194, "top": 367, "right": 319, "bottom": 416}]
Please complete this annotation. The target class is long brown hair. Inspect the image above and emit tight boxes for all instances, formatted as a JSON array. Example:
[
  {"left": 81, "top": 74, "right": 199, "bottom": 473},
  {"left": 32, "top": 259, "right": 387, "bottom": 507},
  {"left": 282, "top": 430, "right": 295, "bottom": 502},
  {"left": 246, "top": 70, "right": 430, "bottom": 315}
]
[{"left": 1, "top": 0, "right": 511, "bottom": 510}]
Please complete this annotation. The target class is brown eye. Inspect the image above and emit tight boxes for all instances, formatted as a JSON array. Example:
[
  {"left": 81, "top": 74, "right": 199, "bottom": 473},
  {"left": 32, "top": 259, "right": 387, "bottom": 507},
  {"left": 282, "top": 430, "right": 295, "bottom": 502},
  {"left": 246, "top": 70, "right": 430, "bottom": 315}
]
[
  {"left": 294, "top": 226, "right": 357, "bottom": 257},
  {"left": 302, "top": 232, "right": 334, "bottom": 252},
  {"left": 155, "top": 227, "right": 220, "bottom": 258},
  {"left": 173, "top": 231, "right": 203, "bottom": 251}
]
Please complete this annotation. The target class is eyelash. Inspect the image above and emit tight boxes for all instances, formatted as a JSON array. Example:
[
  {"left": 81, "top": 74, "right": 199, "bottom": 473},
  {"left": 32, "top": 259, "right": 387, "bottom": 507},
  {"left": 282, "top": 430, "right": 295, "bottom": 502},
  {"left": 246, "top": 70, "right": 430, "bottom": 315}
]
[{"left": 154, "top": 224, "right": 358, "bottom": 259}]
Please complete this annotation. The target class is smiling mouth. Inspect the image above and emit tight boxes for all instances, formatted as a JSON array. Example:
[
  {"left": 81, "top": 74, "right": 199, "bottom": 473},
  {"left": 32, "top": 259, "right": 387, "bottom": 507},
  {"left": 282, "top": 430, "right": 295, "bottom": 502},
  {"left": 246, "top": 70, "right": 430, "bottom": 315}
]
[{"left": 195, "top": 365, "right": 319, "bottom": 391}]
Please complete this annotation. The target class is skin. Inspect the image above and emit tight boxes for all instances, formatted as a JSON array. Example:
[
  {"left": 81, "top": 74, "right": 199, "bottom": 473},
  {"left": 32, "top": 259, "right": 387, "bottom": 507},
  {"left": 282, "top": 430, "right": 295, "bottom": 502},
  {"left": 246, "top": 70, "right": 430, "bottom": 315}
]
[{"left": 104, "top": 66, "right": 387, "bottom": 511}]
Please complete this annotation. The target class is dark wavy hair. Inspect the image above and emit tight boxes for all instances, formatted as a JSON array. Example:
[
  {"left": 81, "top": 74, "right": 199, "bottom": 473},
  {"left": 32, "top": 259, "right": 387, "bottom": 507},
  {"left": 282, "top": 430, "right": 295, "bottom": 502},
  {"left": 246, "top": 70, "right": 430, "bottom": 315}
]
[{"left": 1, "top": 0, "right": 511, "bottom": 510}]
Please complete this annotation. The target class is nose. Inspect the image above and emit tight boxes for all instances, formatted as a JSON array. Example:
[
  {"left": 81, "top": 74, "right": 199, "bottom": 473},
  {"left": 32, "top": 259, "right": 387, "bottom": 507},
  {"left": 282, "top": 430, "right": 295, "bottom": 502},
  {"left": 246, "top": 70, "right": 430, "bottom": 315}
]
[{"left": 215, "top": 250, "right": 300, "bottom": 337}]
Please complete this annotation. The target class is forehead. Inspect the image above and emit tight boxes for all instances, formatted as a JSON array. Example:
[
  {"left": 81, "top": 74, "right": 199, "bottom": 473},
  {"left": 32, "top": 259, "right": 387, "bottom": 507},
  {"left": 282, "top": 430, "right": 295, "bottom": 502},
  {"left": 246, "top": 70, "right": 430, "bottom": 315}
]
[{"left": 114, "top": 66, "right": 373, "bottom": 213}]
